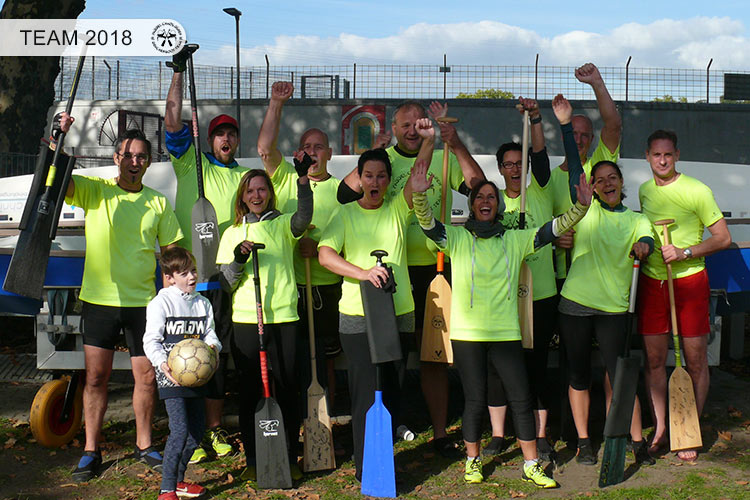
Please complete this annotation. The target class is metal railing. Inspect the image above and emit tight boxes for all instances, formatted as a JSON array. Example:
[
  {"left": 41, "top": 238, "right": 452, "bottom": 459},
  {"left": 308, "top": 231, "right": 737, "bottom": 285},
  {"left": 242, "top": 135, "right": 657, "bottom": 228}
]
[{"left": 54, "top": 56, "right": 749, "bottom": 103}]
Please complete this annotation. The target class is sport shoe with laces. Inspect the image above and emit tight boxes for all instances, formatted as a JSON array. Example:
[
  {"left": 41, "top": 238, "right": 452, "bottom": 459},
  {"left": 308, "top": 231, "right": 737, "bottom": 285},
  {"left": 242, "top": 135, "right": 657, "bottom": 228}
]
[
  {"left": 189, "top": 446, "right": 208, "bottom": 464},
  {"left": 72, "top": 449, "right": 102, "bottom": 482},
  {"left": 576, "top": 439, "right": 597, "bottom": 465},
  {"left": 132, "top": 445, "right": 163, "bottom": 470},
  {"left": 464, "top": 457, "right": 483, "bottom": 483},
  {"left": 482, "top": 436, "right": 508, "bottom": 457},
  {"left": 205, "top": 427, "right": 233, "bottom": 457},
  {"left": 176, "top": 481, "right": 206, "bottom": 498},
  {"left": 522, "top": 462, "right": 558, "bottom": 488},
  {"left": 157, "top": 492, "right": 179, "bottom": 500}
]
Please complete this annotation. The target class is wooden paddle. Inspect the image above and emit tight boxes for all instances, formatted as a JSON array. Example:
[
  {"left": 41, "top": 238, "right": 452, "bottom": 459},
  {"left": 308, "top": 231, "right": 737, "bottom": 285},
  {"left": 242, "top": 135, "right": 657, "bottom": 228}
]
[
  {"left": 655, "top": 219, "right": 703, "bottom": 453},
  {"left": 420, "top": 115, "right": 456, "bottom": 363},
  {"left": 599, "top": 259, "right": 642, "bottom": 487},
  {"left": 250, "top": 243, "right": 293, "bottom": 489},
  {"left": 3, "top": 55, "right": 85, "bottom": 299},
  {"left": 518, "top": 109, "right": 534, "bottom": 349},
  {"left": 302, "top": 256, "right": 336, "bottom": 472},
  {"left": 185, "top": 45, "right": 221, "bottom": 288}
]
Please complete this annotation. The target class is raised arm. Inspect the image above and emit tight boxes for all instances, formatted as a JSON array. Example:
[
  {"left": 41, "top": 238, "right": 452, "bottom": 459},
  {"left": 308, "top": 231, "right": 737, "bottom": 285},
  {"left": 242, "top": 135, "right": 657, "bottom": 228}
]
[
  {"left": 575, "top": 63, "right": 621, "bottom": 154},
  {"left": 289, "top": 151, "right": 313, "bottom": 237},
  {"left": 553, "top": 94, "right": 584, "bottom": 203},
  {"left": 428, "top": 101, "right": 485, "bottom": 190},
  {"left": 257, "top": 81, "right": 293, "bottom": 176},
  {"left": 164, "top": 48, "right": 192, "bottom": 133},
  {"left": 519, "top": 97, "right": 550, "bottom": 186},
  {"left": 402, "top": 119, "right": 435, "bottom": 208}
]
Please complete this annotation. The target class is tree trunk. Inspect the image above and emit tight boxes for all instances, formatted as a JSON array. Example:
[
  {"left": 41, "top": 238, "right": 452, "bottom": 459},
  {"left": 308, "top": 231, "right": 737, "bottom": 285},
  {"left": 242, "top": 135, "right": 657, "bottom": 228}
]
[{"left": 0, "top": 0, "right": 86, "bottom": 155}]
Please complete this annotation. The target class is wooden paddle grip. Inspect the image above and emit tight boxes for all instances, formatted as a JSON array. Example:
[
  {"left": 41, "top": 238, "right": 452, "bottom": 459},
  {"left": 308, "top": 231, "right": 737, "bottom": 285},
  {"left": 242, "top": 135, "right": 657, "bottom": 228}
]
[{"left": 657, "top": 220, "right": 683, "bottom": 367}]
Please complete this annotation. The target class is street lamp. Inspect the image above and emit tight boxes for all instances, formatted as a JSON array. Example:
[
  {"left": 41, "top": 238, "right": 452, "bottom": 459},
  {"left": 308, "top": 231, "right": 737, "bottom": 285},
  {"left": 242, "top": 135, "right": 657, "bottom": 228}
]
[{"left": 223, "top": 7, "right": 242, "bottom": 157}]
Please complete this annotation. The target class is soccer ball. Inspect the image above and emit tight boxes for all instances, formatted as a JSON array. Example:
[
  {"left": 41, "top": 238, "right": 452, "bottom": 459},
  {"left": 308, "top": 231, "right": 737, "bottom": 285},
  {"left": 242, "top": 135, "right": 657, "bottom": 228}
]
[{"left": 167, "top": 339, "right": 218, "bottom": 387}]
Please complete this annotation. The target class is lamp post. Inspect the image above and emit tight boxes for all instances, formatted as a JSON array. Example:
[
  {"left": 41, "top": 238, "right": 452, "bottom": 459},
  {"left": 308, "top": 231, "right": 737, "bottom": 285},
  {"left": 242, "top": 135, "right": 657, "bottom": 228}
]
[{"left": 223, "top": 7, "right": 242, "bottom": 157}]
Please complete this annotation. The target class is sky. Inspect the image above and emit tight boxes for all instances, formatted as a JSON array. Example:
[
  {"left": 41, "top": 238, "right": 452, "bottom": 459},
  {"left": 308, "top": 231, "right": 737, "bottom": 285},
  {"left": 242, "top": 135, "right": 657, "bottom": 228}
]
[{"left": 77, "top": 0, "right": 750, "bottom": 70}]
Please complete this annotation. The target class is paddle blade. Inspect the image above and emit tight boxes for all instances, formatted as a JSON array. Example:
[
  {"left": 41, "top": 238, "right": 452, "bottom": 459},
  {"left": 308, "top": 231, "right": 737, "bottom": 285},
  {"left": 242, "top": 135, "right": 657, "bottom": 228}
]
[
  {"left": 361, "top": 391, "right": 396, "bottom": 498},
  {"left": 3, "top": 206, "right": 54, "bottom": 299},
  {"left": 669, "top": 366, "right": 703, "bottom": 451},
  {"left": 518, "top": 262, "right": 533, "bottom": 349},
  {"left": 360, "top": 281, "right": 402, "bottom": 364},
  {"left": 603, "top": 354, "right": 641, "bottom": 437},
  {"left": 191, "top": 197, "right": 220, "bottom": 282},
  {"left": 303, "top": 380, "right": 335, "bottom": 472},
  {"left": 598, "top": 436, "right": 627, "bottom": 487},
  {"left": 421, "top": 274, "right": 452, "bottom": 363},
  {"left": 254, "top": 397, "right": 292, "bottom": 489}
]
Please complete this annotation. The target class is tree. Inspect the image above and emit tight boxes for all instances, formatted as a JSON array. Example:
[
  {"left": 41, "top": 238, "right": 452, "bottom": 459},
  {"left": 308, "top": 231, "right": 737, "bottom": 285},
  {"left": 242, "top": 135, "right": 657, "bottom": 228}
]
[
  {"left": 653, "top": 95, "right": 687, "bottom": 103},
  {"left": 0, "top": 0, "right": 86, "bottom": 156},
  {"left": 456, "top": 88, "right": 515, "bottom": 99}
]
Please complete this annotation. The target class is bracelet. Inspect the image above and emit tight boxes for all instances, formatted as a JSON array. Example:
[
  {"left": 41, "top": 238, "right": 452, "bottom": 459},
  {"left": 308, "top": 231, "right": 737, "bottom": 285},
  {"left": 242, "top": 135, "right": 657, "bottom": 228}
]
[{"left": 530, "top": 115, "right": 542, "bottom": 124}]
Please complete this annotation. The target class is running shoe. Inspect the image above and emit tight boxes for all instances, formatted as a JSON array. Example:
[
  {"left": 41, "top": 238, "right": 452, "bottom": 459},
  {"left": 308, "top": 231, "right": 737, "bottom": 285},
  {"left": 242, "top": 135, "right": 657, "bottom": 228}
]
[
  {"left": 188, "top": 446, "right": 208, "bottom": 464},
  {"left": 72, "top": 449, "right": 101, "bottom": 482},
  {"left": 522, "top": 462, "right": 558, "bottom": 488},
  {"left": 176, "top": 481, "right": 206, "bottom": 498},
  {"left": 575, "top": 440, "right": 597, "bottom": 465},
  {"left": 132, "top": 445, "right": 163, "bottom": 470},
  {"left": 205, "top": 427, "right": 233, "bottom": 457},
  {"left": 464, "top": 457, "right": 483, "bottom": 484},
  {"left": 482, "top": 436, "right": 508, "bottom": 457},
  {"left": 157, "top": 492, "right": 179, "bottom": 500}
]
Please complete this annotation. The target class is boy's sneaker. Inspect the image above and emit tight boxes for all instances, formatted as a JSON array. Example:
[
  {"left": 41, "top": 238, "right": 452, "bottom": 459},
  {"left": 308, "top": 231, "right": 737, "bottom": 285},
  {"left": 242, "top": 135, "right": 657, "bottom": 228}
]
[
  {"left": 522, "top": 462, "right": 558, "bottom": 489},
  {"left": 205, "top": 427, "right": 233, "bottom": 457},
  {"left": 464, "top": 457, "right": 483, "bottom": 484},
  {"left": 132, "top": 445, "right": 163, "bottom": 470},
  {"left": 189, "top": 446, "right": 208, "bottom": 464},
  {"left": 158, "top": 492, "right": 179, "bottom": 500},
  {"left": 576, "top": 440, "right": 597, "bottom": 465},
  {"left": 72, "top": 450, "right": 102, "bottom": 482},
  {"left": 482, "top": 436, "right": 508, "bottom": 457},
  {"left": 176, "top": 481, "right": 206, "bottom": 498}
]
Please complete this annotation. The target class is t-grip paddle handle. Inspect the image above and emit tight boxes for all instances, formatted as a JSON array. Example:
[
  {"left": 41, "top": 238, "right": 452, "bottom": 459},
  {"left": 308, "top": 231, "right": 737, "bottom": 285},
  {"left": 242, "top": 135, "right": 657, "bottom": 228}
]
[
  {"left": 654, "top": 218, "right": 683, "bottom": 367},
  {"left": 250, "top": 243, "right": 269, "bottom": 397},
  {"left": 370, "top": 249, "right": 388, "bottom": 266}
]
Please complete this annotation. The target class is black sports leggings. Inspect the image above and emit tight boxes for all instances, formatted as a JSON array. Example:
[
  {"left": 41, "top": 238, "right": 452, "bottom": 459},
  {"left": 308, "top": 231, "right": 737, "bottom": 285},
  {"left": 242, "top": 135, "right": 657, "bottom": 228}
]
[
  {"left": 487, "top": 296, "right": 557, "bottom": 410},
  {"left": 558, "top": 313, "right": 627, "bottom": 390},
  {"left": 452, "top": 339, "right": 535, "bottom": 442}
]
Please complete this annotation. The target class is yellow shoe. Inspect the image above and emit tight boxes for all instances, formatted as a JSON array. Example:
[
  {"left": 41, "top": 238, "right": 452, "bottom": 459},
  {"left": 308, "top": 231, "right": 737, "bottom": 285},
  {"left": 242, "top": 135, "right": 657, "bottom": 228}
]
[
  {"left": 464, "top": 457, "right": 483, "bottom": 484},
  {"left": 522, "top": 462, "right": 558, "bottom": 489},
  {"left": 188, "top": 446, "right": 207, "bottom": 465},
  {"left": 205, "top": 427, "right": 233, "bottom": 457}
]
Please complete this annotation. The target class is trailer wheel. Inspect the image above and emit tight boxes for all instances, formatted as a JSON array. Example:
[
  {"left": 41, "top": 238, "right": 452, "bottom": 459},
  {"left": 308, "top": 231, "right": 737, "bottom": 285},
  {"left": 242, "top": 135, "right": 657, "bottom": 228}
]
[{"left": 30, "top": 376, "right": 83, "bottom": 448}]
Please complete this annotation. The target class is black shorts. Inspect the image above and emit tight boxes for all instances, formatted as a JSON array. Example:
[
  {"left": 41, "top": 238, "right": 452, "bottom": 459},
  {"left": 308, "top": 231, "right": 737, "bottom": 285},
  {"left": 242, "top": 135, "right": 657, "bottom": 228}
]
[
  {"left": 80, "top": 301, "right": 147, "bottom": 357},
  {"left": 297, "top": 282, "right": 342, "bottom": 358},
  {"left": 409, "top": 263, "right": 452, "bottom": 334}
]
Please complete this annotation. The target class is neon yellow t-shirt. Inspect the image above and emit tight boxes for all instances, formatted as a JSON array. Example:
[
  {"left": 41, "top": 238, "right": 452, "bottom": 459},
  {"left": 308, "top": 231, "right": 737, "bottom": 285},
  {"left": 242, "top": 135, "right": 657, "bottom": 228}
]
[
  {"left": 215, "top": 215, "right": 300, "bottom": 324},
  {"left": 318, "top": 193, "right": 414, "bottom": 316},
  {"left": 270, "top": 159, "right": 342, "bottom": 286},
  {"left": 561, "top": 201, "right": 654, "bottom": 312},
  {"left": 639, "top": 173, "right": 724, "bottom": 280},
  {"left": 170, "top": 145, "right": 250, "bottom": 250},
  {"left": 550, "top": 139, "right": 620, "bottom": 279},
  {"left": 501, "top": 174, "right": 556, "bottom": 301},
  {"left": 66, "top": 176, "right": 183, "bottom": 307},
  {"left": 440, "top": 226, "right": 537, "bottom": 342},
  {"left": 386, "top": 146, "right": 464, "bottom": 266}
]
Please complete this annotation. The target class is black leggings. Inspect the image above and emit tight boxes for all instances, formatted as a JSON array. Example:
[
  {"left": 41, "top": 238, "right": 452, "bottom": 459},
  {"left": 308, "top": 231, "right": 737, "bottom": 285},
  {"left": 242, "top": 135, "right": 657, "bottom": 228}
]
[
  {"left": 558, "top": 313, "right": 627, "bottom": 390},
  {"left": 452, "top": 339, "right": 535, "bottom": 443},
  {"left": 487, "top": 296, "right": 557, "bottom": 410},
  {"left": 232, "top": 321, "right": 300, "bottom": 462},
  {"left": 340, "top": 332, "right": 409, "bottom": 480}
]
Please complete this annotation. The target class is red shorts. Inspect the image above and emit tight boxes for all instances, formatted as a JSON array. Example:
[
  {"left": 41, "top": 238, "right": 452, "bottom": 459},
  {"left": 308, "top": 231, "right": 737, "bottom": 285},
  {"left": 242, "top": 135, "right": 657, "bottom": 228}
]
[{"left": 637, "top": 269, "right": 710, "bottom": 337}]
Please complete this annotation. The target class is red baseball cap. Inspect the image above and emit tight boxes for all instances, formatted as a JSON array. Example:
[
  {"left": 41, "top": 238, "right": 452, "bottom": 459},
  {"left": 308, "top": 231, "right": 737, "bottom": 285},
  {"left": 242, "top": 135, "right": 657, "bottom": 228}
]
[{"left": 208, "top": 114, "right": 238, "bottom": 136}]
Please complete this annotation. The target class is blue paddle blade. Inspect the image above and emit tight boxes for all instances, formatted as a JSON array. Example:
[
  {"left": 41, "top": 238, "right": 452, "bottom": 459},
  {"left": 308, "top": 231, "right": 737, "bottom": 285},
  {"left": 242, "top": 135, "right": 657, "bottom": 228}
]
[{"left": 361, "top": 391, "right": 396, "bottom": 498}]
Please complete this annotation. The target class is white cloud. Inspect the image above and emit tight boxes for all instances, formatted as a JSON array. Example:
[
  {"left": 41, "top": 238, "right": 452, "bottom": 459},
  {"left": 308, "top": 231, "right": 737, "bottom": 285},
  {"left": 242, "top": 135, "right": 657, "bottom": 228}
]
[{"left": 196, "top": 16, "right": 749, "bottom": 70}]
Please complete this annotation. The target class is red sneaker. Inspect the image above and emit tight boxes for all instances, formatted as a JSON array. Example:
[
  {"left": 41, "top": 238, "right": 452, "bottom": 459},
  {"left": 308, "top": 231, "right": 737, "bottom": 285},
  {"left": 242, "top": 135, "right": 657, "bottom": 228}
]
[
  {"left": 176, "top": 481, "right": 206, "bottom": 498},
  {"left": 157, "top": 492, "right": 179, "bottom": 500}
]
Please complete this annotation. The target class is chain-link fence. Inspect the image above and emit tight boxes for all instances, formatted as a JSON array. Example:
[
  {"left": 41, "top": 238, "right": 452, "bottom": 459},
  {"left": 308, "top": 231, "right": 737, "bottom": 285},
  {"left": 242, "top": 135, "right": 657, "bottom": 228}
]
[{"left": 55, "top": 57, "right": 750, "bottom": 103}]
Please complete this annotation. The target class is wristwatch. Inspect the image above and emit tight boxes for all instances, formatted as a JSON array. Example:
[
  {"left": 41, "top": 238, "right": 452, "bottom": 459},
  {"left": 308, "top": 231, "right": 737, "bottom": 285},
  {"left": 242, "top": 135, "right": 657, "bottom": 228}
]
[{"left": 683, "top": 247, "right": 693, "bottom": 259}]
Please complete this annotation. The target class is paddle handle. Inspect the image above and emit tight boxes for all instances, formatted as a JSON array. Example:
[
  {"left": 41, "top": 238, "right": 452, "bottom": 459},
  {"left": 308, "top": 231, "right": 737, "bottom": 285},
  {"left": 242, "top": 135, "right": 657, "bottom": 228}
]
[
  {"left": 439, "top": 135, "right": 450, "bottom": 224},
  {"left": 519, "top": 110, "right": 529, "bottom": 229},
  {"left": 186, "top": 46, "right": 206, "bottom": 199},
  {"left": 304, "top": 257, "right": 320, "bottom": 383},
  {"left": 436, "top": 251, "right": 444, "bottom": 273},
  {"left": 624, "top": 259, "right": 641, "bottom": 357},
  {"left": 658, "top": 222, "right": 683, "bottom": 367},
  {"left": 251, "top": 244, "right": 271, "bottom": 398}
]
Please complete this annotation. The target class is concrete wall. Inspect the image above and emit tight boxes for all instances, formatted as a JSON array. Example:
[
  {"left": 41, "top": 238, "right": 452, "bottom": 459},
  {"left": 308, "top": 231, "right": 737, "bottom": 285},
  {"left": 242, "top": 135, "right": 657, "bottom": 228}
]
[{"left": 49, "top": 98, "right": 750, "bottom": 165}]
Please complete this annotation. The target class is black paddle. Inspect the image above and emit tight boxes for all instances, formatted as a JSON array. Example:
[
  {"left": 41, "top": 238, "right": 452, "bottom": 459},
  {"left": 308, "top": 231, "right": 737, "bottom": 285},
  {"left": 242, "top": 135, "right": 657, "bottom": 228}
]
[
  {"left": 359, "top": 250, "right": 402, "bottom": 363},
  {"left": 3, "top": 55, "right": 85, "bottom": 299},
  {"left": 184, "top": 44, "right": 221, "bottom": 288},
  {"left": 599, "top": 259, "right": 641, "bottom": 487},
  {"left": 250, "top": 243, "right": 293, "bottom": 489}
]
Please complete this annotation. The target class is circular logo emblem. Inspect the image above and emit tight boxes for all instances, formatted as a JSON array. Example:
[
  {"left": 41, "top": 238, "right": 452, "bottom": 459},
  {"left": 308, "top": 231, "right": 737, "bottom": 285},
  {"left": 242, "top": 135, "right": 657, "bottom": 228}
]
[
  {"left": 518, "top": 284, "right": 530, "bottom": 298},
  {"left": 151, "top": 21, "right": 185, "bottom": 55},
  {"left": 431, "top": 315, "right": 445, "bottom": 330}
]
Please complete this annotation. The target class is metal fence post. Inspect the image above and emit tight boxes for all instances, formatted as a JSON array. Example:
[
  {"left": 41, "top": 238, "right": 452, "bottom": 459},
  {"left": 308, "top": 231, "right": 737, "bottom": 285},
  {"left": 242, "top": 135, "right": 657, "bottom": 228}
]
[
  {"left": 158, "top": 61, "right": 162, "bottom": 98},
  {"left": 103, "top": 60, "right": 112, "bottom": 99},
  {"left": 353, "top": 63, "right": 356, "bottom": 99},
  {"left": 625, "top": 56, "right": 632, "bottom": 103},
  {"left": 116, "top": 60, "right": 120, "bottom": 99},
  {"left": 230, "top": 66, "right": 234, "bottom": 99},
  {"left": 439, "top": 54, "right": 451, "bottom": 100},
  {"left": 707, "top": 58, "right": 713, "bottom": 103},
  {"left": 265, "top": 54, "right": 270, "bottom": 99},
  {"left": 59, "top": 57, "right": 64, "bottom": 101},
  {"left": 534, "top": 54, "right": 539, "bottom": 100},
  {"left": 91, "top": 56, "right": 95, "bottom": 100}
]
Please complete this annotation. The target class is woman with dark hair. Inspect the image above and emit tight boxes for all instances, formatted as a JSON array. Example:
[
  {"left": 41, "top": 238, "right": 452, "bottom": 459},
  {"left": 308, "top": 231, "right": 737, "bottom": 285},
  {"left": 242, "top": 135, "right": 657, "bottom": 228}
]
[
  {"left": 557, "top": 139, "right": 657, "bottom": 466},
  {"left": 412, "top": 154, "right": 594, "bottom": 488},
  {"left": 215, "top": 162, "right": 312, "bottom": 481},
  {"left": 318, "top": 123, "right": 433, "bottom": 481}
]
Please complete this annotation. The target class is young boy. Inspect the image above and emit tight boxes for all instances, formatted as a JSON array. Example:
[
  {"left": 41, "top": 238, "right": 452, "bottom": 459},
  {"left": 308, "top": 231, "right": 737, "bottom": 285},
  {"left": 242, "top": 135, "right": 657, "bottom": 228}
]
[{"left": 143, "top": 247, "right": 222, "bottom": 500}]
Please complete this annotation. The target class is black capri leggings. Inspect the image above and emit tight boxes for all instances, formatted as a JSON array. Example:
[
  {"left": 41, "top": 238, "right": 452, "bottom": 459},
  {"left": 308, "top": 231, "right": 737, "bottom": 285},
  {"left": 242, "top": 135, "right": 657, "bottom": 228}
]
[
  {"left": 452, "top": 339, "right": 535, "bottom": 443},
  {"left": 558, "top": 313, "right": 627, "bottom": 391},
  {"left": 487, "top": 295, "right": 557, "bottom": 410}
]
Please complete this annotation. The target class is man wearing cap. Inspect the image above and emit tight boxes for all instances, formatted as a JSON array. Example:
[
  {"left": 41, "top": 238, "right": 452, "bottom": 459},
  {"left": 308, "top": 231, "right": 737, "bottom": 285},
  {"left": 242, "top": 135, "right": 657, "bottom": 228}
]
[{"left": 164, "top": 51, "right": 250, "bottom": 463}]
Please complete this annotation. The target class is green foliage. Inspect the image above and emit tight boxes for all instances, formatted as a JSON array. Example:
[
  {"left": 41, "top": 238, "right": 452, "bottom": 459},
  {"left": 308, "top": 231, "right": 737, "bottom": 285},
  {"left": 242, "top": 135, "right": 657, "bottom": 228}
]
[
  {"left": 456, "top": 88, "right": 515, "bottom": 99},
  {"left": 653, "top": 95, "right": 688, "bottom": 103},
  {"left": 720, "top": 96, "right": 750, "bottom": 104}
]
